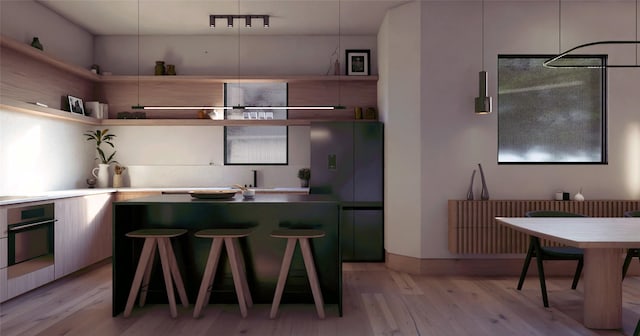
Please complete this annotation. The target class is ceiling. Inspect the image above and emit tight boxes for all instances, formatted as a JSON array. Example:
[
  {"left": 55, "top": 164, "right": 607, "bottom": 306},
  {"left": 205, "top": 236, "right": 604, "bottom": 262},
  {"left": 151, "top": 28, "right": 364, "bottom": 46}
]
[{"left": 37, "top": 0, "right": 411, "bottom": 36}]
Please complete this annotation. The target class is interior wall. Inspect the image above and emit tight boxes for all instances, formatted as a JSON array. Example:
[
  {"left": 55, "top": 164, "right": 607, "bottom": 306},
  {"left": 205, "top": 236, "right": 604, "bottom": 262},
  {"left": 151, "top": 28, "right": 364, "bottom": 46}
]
[
  {"left": 419, "top": 0, "right": 640, "bottom": 259},
  {"left": 0, "top": 109, "right": 94, "bottom": 195},
  {"left": 0, "top": 0, "right": 93, "bottom": 68},
  {"left": 378, "top": 2, "right": 423, "bottom": 258},
  {"left": 94, "top": 35, "right": 377, "bottom": 76}
]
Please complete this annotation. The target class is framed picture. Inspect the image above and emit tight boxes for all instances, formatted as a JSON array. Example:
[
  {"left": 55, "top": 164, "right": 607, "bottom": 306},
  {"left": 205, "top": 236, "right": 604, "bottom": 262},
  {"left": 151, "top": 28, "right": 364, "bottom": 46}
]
[
  {"left": 346, "top": 49, "right": 370, "bottom": 76},
  {"left": 68, "top": 95, "right": 85, "bottom": 115}
]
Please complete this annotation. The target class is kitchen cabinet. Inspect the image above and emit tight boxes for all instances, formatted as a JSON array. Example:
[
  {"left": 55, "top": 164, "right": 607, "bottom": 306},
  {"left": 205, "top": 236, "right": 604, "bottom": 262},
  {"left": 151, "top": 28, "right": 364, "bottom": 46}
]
[
  {"left": 54, "top": 193, "right": 112, "bottom": 279},
  {"left": 341, "top": 209, "right": 384, "bottom": 261},
  {"left": 0, "top": 237, "right": 6, "bottom": 302},
  {"left": 1, "top": 34, "right": 378, "bottom": 126}
]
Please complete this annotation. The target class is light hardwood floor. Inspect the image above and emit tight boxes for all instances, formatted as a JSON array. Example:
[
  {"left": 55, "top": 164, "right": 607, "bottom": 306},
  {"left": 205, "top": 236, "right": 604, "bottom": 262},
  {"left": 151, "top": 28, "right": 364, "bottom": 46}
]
[{"left": 1, "top": 260, "right": 639, "bottom": 336}]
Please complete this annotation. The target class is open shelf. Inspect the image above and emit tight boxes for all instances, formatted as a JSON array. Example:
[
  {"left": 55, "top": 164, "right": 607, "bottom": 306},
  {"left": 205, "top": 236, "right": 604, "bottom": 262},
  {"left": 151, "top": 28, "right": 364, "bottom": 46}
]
[{"left": 0, "top": 97, "right": 101, "bottom": 125}]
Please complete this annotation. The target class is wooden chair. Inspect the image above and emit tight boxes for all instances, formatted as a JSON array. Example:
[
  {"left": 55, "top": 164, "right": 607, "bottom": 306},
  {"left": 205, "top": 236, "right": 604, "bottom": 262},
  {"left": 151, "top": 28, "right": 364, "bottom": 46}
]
[
  {"left": 192, "top": 228, "right": 254, "bottom": 318},
  {"left": 517, "top": 211, "right": 586, "bottom": 307},
  {"left": 270, "top": 229, "right": 326, "bottom": 319},
  {"left": 124, "top": 228, "right": 189, "bottom": 318},
  {"left": 623, "top": 210, "right": 640, "bottom": 279}
]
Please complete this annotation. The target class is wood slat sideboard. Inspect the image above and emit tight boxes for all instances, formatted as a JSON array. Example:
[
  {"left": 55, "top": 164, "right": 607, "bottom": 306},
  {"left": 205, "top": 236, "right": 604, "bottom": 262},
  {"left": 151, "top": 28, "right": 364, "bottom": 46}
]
[{"left": 448, "top": 200, "right": 640, "bottom": 254}]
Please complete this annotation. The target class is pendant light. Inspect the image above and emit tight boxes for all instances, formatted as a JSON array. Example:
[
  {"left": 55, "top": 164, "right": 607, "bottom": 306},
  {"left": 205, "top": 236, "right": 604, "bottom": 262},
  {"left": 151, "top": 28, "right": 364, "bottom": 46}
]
[
  {"left": 544, "top": 0, "right": 640, "bottom": 68},
  {"left": 474, "top": 0, "right": 492, "bottom": 114}
]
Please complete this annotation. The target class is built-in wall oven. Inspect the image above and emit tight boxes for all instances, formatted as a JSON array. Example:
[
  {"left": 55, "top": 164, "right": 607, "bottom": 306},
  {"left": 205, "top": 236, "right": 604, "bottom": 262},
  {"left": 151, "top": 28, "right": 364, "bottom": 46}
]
[{"left": 7, "top": 203, "right": 55, "bottom": 276}]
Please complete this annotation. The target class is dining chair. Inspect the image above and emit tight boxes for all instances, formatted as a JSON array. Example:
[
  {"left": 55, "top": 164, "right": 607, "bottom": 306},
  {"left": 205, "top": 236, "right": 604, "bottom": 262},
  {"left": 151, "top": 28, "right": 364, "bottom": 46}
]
[
  {"left": 623, "top": 210, "right": 640, "bottom": 279},
  {"left": 517, "top": 210, "right": 586, "bottom": 308}
]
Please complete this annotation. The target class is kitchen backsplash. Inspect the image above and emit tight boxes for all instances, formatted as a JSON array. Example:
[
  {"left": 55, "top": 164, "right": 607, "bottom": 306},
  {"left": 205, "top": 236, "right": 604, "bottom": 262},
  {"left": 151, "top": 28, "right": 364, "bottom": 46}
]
[{"left": 124, "top": 165, "right": 307, "bottom": 189}]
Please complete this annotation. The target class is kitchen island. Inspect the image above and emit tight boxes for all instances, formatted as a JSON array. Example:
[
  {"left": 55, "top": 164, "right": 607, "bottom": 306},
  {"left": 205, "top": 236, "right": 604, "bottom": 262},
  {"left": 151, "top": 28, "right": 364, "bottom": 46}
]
[{"left": 112, "top": 193, "right": 341, "bottom": 316}]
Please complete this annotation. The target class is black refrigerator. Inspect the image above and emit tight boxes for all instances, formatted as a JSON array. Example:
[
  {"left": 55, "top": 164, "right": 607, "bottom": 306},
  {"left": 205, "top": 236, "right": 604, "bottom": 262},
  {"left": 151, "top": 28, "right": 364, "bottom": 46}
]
[{"left": 309, "top": 121, "right": 384, "bottom": 262}]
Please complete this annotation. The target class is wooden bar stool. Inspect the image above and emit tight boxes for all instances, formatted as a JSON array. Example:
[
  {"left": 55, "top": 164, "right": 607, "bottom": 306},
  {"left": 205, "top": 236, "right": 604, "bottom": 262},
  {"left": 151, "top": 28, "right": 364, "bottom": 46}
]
[
  {"left": 193, "top": 228, "right": 254, "bottom": 318},
  {"left": 124, "top": 228, "right": 189, "bottom": 318},
  {"left": 270, "top": 229, "right": 325, "bottom": 319}
]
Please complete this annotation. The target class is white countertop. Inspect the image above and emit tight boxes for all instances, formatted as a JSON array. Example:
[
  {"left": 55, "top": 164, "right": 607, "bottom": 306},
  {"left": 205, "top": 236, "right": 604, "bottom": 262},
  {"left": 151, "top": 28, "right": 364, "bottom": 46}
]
[{"left": 0, "top": 187, "right": 309, "bottom": 206}]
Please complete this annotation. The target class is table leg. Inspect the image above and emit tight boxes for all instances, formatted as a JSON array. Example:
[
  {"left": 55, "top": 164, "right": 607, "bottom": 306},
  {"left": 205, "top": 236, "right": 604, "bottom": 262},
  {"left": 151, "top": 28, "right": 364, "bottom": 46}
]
[{"left": 583, "top": 248, "right": 624, "bottom": 329}]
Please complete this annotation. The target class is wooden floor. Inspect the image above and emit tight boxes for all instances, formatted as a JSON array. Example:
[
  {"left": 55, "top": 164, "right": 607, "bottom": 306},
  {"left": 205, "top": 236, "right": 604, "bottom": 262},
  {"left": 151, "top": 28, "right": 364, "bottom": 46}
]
[{"left": 1, "top": 260, "right": 639, "bottom": 336}]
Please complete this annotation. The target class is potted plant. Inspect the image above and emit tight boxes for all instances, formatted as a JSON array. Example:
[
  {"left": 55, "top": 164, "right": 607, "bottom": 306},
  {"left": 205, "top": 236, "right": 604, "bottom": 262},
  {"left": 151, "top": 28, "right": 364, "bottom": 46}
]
[
  {"left": 84, "top": 129, "right": 118, "bottom": 188},
  {"left": 298, "top": 168, "right": 311, "bottom": 187}
]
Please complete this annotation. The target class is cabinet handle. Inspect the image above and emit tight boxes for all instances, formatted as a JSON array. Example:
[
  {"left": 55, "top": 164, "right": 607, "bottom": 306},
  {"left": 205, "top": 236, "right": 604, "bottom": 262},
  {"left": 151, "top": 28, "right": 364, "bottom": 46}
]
[{"left": 9, "top": 219, "right": 57, "bottom": 231}]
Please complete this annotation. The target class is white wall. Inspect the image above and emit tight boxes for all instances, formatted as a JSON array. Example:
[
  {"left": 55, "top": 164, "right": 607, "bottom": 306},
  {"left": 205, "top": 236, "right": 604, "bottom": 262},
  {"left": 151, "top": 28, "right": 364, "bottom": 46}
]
[
  {"left": 94, "top": 35, "right": 377, "bottom": 76},
  {"left": 378, "top": 2, "right": 423, "bottom": 258},
  {"left": 0, "top": 109, "right": 95, "bottom": 195},
  {"left": 415, "top": 0, "right": 640, "bottom": 259},
  {"left": 0, "top": 0, "right": 93, "bottom": 68},
  {"left": 109, "top": 125, "right": 310, "bottom": 188}
]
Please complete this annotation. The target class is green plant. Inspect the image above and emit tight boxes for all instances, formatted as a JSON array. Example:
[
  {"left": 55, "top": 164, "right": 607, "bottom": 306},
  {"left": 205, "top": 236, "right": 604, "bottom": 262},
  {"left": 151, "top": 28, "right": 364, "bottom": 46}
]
[
  {"left": 84, "top": 129, "right": 118, "bottom": 164},
  {"left": 298, "top": 168, "right": 311, "bottom": 180}
]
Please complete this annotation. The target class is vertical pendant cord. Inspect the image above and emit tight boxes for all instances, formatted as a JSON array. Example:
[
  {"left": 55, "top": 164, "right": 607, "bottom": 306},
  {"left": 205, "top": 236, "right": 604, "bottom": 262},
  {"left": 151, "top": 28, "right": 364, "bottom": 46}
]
[
  {"left": 481, "top": 0, "right": 485, "bottom": 69},
  {"left": 636, "top": 0, "right": 638, "bottom": 65},
  {"left": 137, "top": 0, "right": 140, "bottom": 106},
  {"left": 338, "top": 0, "right": 341, "bottom": 107},
  {"left": 558, "top": 0, "right": 562, "bottom": 53}
]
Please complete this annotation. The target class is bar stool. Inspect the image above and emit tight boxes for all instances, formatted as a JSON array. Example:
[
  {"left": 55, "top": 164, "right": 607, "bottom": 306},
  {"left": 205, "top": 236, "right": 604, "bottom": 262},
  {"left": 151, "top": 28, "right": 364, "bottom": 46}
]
[
  {"left": 124, "top": 228, "right": 189, "bottom": 318},
  {"left": 193, "top": 228, "right": 254, "bottom": 318},
  {"left": 270, "top": 229, "right": 326, "bottom": 319}
]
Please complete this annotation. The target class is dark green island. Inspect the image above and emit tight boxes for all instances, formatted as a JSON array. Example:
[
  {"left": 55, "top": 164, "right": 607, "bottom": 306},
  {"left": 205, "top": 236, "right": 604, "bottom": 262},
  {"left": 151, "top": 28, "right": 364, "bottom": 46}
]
[{"left": 112, "top": 193, "right": 341, "bottom": 317}]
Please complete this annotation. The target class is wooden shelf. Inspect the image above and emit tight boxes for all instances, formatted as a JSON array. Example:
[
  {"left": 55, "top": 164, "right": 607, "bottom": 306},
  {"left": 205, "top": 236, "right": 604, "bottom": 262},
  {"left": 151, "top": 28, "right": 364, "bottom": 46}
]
[
  {"left": 99, "top": 74, "right": 378, "bottom": 83},
  {"left": 101, "top": 118, "right": 379, "bottom": 126},
  {"left": 0, "top": 35, "right": 99, "bottom": 82},
  {"left": 0, "top": 97, "right": 100, "bottom": 126}
]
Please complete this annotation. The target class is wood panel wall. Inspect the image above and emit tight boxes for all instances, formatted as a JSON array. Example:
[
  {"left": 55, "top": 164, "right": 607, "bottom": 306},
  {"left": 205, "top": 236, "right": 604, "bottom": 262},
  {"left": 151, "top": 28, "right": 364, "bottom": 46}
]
[
  {"left": 0, "top": 48, "right": 95, "bottom": 111},
  {"left": 448, "top": 200, "right": 640, "bottom": 254}
]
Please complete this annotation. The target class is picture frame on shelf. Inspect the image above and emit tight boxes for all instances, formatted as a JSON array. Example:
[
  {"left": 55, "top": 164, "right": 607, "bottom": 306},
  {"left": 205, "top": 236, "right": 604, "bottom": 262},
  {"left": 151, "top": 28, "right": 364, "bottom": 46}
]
[
  {"left": 346, "top": 49, "right": 370, "bottom": 76},
  {"left": 67, "top": 95, "right": 85, "bottom": 115}
]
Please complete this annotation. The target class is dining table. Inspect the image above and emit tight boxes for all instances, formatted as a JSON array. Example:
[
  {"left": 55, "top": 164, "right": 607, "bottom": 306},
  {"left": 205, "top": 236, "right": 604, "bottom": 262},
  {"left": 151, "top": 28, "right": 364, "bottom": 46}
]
[{"left": 496, "top": 217, "right": 640, "bottom": 330}]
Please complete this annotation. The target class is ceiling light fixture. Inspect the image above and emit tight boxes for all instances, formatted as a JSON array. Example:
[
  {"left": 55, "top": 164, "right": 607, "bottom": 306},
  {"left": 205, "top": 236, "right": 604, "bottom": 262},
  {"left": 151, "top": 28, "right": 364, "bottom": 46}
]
[
  {"left": 209, "top": 15, "right": 270, "bottom": 29},
  {"left": 474, "top": 0, "right": 492, "bottom": 114},
  {"left": 544, "top": 0, "right": 639, "bottom": 68}
]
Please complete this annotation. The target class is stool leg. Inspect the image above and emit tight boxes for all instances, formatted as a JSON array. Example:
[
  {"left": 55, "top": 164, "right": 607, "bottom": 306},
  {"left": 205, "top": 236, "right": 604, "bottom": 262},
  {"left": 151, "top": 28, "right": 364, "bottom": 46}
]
[
  {"left": 225, "top": 237, "right": 248, "bottom": 318},
  {"left": 165, "top": 238, "right": 189, "bottom": 307},
  {"left": 157, "top": 238, "right": 178, "bottom": 318},
  {"left": 138, "top": 238, "right": 157, "bottom": 307},
  {"left": 270, "top": 238, "right": 297, "bottom": 319},
  {"left": 232, "top": 237, "right": 253, "bottom": 307},
  {"left": 193, "top": 238, "right": 224, "bottom": 318},
  {"left": 299, "top": 238, "right": 325, "bottom": 319},
  {"left": 124, "top": 237, "right": 156, "bottom": 318}
]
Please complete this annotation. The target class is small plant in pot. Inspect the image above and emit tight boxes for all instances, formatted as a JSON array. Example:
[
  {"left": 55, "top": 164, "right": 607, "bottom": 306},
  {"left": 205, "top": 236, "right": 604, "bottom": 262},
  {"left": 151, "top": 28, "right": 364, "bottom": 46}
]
[
  {"left": 84, "top": 129, "right": 118, "bottom": 188},
  {"left": 84, "top": 129, "right": 118, "bottom": 164},
  {"left": 298, "top": 168, "right": 311, "bottom": 188}
]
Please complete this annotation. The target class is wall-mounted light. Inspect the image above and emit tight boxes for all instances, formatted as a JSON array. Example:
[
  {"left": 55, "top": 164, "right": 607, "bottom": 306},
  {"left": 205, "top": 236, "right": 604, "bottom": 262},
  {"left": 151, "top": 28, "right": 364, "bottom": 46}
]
[{"left": 209, "top": 15, "right": 270, "bottom": 29}]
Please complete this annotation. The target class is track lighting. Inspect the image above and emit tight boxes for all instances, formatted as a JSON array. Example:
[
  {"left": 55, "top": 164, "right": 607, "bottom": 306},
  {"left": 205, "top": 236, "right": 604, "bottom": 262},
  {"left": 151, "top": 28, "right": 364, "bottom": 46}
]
[{"left": 209, "top": 15, "right": 270, "bottom": 29}]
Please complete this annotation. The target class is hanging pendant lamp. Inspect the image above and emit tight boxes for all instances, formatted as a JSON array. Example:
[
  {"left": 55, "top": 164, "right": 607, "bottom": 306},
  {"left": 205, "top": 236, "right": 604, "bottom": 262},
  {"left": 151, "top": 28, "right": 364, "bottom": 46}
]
[{"left": 474, "top": 0, "right": 492, "bottom": 114}]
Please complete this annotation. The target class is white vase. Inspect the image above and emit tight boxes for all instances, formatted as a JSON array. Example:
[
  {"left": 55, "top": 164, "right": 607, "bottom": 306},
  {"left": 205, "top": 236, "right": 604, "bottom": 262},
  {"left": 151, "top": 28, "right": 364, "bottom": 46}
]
[{"left": 92, "top": 164, "right": 110, "bottom": 188}]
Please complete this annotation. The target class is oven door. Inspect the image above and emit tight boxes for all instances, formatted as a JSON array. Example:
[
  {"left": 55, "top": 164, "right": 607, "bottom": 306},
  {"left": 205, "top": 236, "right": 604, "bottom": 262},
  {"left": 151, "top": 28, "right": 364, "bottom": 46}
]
[{"left": 8, "top": 219, "right": 55, "bottom": 266}]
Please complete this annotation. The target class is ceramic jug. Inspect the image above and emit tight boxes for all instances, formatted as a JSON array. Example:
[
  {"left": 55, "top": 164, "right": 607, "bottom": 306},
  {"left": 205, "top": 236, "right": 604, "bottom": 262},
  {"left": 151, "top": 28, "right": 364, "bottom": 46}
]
[{"left": 92, "top": 164, "right": 110, "bottom": 188}]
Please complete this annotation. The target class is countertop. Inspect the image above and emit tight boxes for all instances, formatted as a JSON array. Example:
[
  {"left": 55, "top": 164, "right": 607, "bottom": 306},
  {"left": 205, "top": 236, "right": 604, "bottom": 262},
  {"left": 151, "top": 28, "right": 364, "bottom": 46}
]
[
  {"left": 115, "top": 193, "right": 336, "bottom": 204},
  {"left": 0, "top": 187, "right": 309, "bottom": 206}
]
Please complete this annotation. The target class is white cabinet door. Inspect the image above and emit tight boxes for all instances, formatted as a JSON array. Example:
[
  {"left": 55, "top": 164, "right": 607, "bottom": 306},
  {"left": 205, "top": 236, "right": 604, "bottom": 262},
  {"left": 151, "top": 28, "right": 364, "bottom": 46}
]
[
  {"left": 0, "top": 237, "right": 7, "bottom": 302},
  {"left": 54, "top": 194, "right": 112, "bottom": 279}
]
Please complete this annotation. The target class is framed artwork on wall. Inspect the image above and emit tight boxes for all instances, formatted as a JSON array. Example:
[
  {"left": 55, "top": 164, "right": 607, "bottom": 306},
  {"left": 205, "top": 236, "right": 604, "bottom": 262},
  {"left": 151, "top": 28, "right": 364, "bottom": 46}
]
[
  {"left": 68, "top": 95, "right": 85, "bottom": 115},
  {"left": 346, "top": 49, "right": 370, "bottom": 76}
]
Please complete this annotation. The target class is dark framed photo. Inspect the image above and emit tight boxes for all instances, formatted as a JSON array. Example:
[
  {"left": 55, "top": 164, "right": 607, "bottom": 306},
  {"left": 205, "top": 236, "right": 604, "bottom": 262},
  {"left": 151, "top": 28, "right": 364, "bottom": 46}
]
[
  {"left": 346, "top": 49, "right": 370, "bottom": 76},
  {"left": 68, "top": 95, "right": 85, "bottom": 115}
]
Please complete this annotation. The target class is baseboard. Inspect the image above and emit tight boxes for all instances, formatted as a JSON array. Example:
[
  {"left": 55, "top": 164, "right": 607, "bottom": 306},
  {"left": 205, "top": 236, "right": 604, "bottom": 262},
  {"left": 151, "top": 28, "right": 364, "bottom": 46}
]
[{"left": 385, "top": 251, "right": 640, "bottom": 276}]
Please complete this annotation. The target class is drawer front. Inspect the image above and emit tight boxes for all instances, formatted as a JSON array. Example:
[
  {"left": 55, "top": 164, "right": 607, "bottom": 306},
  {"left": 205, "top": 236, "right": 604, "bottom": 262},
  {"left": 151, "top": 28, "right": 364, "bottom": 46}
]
[
  {"left": 0, "top": 206, "right": 7, "bottom": 238},
  {"left": 0, "top": 237, "right": 6, "bottom": 268}
]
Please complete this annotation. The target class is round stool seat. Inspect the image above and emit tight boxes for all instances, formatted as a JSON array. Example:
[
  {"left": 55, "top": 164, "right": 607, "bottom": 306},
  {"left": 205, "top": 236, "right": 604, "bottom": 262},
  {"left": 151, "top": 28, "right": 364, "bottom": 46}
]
[
  {"left": 270, "top": 229, "right": 325, "bottom": 239},
  {"left": 195, "top": 228, "right": 253, "bottom": 239},
  {"left": 126, "top": 228, "right": 187, "bottom": 238}
]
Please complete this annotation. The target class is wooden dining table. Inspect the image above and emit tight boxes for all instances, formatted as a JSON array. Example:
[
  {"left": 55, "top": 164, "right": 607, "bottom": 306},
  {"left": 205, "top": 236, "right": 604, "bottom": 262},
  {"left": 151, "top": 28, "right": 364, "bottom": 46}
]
[{"left": 496, "top": 217, "right": 640, "bottom": 330}]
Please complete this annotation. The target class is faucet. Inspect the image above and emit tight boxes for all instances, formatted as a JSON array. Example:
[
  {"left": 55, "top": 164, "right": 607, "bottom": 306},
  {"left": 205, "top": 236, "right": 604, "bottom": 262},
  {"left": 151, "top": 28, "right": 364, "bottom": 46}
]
[{"left": 252, "top": 170, "right": 257, "bottom": 188}]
